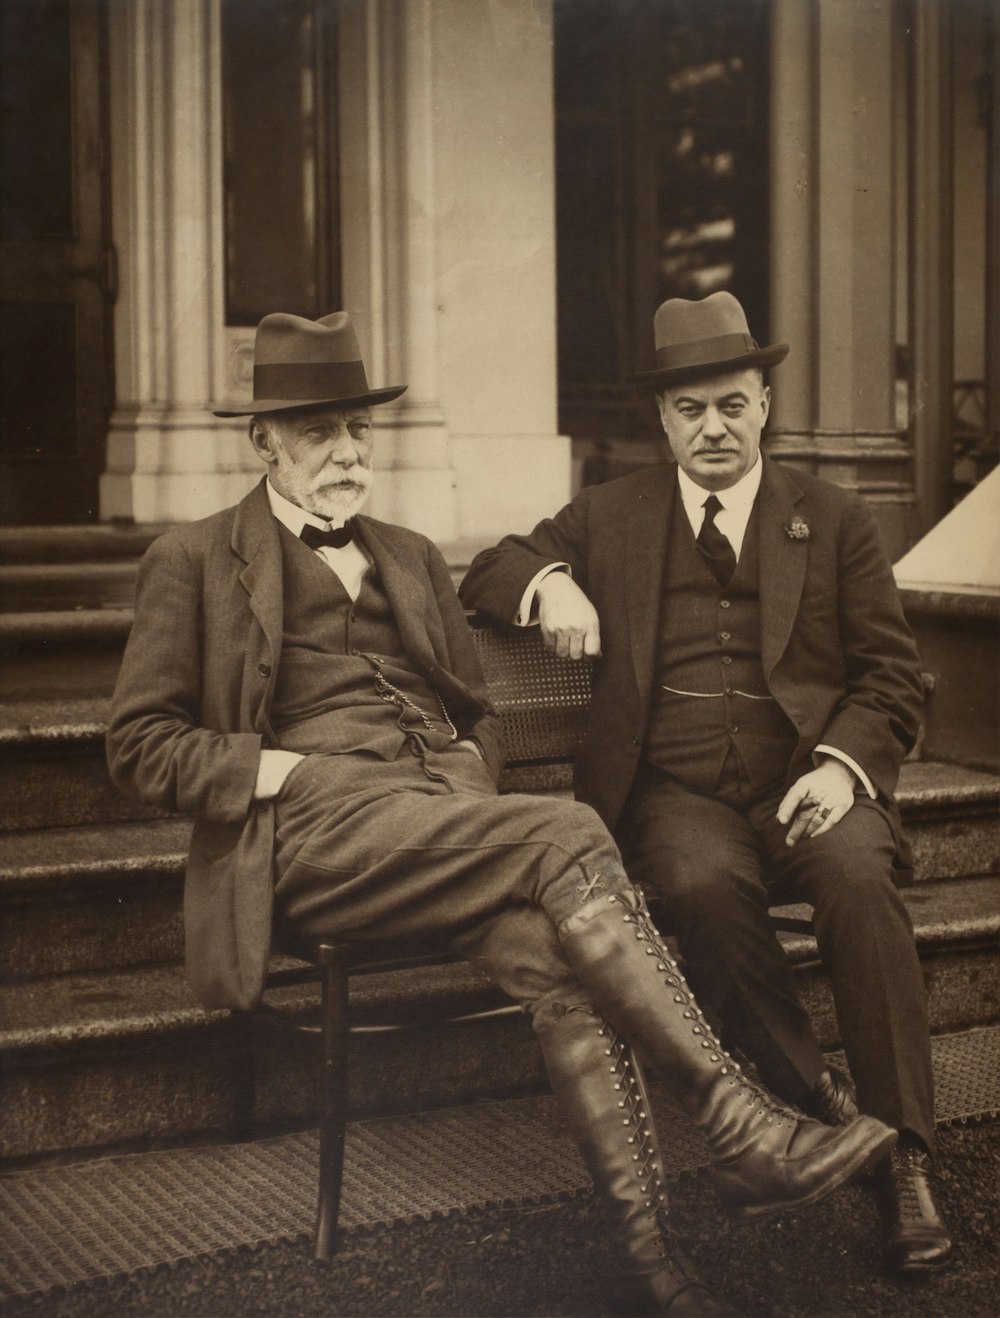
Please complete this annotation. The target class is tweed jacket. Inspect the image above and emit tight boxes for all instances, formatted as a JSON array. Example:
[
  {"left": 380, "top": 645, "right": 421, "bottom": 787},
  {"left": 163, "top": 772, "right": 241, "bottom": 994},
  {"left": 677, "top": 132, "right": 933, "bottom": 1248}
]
[
  {"left": 460, "top": 456, "right": 923, "bottom": 857},
  {"left": 107, "top": 480, "right": 505, "bottom": 1012}
]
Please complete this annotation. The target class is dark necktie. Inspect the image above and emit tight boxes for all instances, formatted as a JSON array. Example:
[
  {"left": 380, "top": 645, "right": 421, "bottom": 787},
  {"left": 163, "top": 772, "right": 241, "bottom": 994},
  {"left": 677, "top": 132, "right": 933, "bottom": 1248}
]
[
  {"left": 697, "top": 494, "right": 737, "bottom": 585},
  {"left": 300, "top": 520, "right": 355, "bottom": 551}
]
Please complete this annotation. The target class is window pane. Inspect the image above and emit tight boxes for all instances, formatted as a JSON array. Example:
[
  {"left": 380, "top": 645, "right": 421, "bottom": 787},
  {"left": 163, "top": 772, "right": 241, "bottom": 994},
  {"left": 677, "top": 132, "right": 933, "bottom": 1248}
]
[{"left": 221, "top": 0, "right": 339, "bottom": 325}]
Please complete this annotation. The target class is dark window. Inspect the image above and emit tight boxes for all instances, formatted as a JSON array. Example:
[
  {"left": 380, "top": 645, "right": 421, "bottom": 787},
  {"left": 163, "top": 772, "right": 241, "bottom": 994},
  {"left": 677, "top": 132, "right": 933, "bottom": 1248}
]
[
  {"left": 555, "top": 0, "right": 771, "bottom": 474},
  {"left": 0, "top": 1, "right": 74, "bottom": 240},
  {"left": 221, "top": 0, "right": 340, "bottom": 324}
]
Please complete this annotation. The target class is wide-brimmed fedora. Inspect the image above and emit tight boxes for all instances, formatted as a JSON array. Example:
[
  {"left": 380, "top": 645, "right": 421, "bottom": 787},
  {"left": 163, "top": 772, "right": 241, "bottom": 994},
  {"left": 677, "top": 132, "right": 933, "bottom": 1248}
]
[
  {"left": 630, "top": 291, "right": 788, "bottom": 389},
  {"left": 213, "top": 311, "right": 406, "bottom": 417}
]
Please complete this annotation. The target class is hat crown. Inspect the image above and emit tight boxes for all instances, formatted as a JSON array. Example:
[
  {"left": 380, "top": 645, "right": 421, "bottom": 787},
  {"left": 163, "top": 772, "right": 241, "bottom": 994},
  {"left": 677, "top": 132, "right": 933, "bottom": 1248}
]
[
  {"left": 210, "top": 309, "right": 407, "bottom": 416},
  {"left": 254, "top": 311, "right": 362, "bottom": 367},
  {"left": 653, "top": 291, "right": 752, "bottom": 352}
]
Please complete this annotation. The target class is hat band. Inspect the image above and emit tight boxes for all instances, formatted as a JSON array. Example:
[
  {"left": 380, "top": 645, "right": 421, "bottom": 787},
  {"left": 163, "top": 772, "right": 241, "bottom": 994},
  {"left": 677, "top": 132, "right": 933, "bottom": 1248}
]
[
  {"left": 253, "top": 360, "right": 371, "bottom": 401},
  {"left": 655, "top": 332, "right": 759, "bottom": 371}
]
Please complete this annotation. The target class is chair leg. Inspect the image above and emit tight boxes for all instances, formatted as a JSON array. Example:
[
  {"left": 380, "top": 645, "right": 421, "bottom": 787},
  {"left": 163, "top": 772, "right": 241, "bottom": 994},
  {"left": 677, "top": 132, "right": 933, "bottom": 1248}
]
[
  {"left": 314, "top": 943, "right": 351, "bottom": 1263},
  {"left": 230, "top": 1011, "right": 258, "bottom": 1142}
]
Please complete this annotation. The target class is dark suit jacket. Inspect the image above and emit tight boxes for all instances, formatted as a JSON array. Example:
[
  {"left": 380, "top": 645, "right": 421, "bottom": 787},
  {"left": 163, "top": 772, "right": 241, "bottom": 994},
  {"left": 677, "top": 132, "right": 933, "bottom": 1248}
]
[
  {"left": 460, "top": 457, "right": 923, "bottom": 860},
  {"left": 107, "top": 479, "right": 505, "bottom": 1012}
]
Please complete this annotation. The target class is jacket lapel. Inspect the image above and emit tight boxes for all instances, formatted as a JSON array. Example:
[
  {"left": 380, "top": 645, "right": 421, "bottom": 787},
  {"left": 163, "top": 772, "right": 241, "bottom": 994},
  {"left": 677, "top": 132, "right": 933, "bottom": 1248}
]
[
  {"left": 758, "top": 456, "right": 809, "bottom": 679},
  {"left": 232, "top": 481, "right": 285, "bottom": 731},
  {"left": 626, "top": 465, "right": 673, "bottom": 699}
]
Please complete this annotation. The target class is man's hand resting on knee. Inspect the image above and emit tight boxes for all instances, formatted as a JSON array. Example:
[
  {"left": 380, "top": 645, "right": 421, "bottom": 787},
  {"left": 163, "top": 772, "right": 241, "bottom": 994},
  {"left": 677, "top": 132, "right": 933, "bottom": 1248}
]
[
  {"left": 536, "top": 572, "right": 602, "bottom": 660},
  {"left": 777, "top": 756, "right": 857, "bottom": 846}
]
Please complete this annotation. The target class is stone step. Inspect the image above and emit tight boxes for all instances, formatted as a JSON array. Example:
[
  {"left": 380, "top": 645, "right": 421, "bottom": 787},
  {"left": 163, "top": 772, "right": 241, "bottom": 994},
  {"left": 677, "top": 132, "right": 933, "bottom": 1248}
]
[
  {"left": 0, "top": 959, "right": 539, "bottom": 1164},
  {"left": 0, "top": 818, "right": 191, "bottom": 977},
  {"left": 0, "top": 698, "right": 158, "bottom": 831},
  {"left": 1, "top": 873, "right": 997, "bottom": 1164},
  {"left": 0, "top": 562, "right": 139, "bottom": 613},
  {"left": 0, "top": 524, "right": 168, "bottom": 568}
]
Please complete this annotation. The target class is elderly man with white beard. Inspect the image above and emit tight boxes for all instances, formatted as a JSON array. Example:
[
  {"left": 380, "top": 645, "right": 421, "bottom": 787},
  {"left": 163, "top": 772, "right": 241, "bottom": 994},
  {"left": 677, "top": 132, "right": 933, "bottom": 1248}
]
[{"left": 107, "top": 310, "right": 896, "bottom": 1318}]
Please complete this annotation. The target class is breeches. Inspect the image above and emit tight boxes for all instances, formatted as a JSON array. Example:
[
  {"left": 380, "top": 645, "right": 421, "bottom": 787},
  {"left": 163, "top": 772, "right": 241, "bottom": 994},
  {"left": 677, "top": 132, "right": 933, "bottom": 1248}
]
[
  {"left": 272, "top": 742, "right": 622, "bottom": 1016},
  {"left": 623, "top": 776, "right": 935, "bottom": 1145}
]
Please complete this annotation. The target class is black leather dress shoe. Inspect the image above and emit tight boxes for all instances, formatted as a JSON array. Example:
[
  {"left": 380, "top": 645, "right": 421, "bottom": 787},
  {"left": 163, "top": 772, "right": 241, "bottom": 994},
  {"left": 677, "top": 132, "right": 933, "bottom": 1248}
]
[
  {"left": 799, "top": 1066, "right": 860, "bottom": 1126},
  {"left": 879, "top": 1145, "right": 954, "bottom": 1275}
]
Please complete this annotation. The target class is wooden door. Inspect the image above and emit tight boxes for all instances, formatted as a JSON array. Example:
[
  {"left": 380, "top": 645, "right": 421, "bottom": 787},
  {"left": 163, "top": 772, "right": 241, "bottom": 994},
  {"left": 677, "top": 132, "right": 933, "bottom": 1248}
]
[{"left": 0, "top": 0, "right": 112, "bottom": 525}]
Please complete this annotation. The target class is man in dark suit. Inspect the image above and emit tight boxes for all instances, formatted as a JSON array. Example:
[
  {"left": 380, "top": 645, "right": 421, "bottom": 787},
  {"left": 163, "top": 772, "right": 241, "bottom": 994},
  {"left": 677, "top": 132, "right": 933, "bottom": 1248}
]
[
  {"left": 108, "top": 309, "right": 897, "bottom": 1318},
  {"left": 461, "top": 292, "right": 952, "bottom": 1276}
]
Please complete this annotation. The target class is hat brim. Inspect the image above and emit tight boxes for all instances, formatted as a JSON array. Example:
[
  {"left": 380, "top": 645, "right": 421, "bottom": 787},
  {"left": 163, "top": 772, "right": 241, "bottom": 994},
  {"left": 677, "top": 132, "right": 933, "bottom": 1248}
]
[
  {"left": 213, "top": 384, "right": 407, "bottom": 418},
  {"left": 629, "top": 343, "right": 789, "bottom": 390}
]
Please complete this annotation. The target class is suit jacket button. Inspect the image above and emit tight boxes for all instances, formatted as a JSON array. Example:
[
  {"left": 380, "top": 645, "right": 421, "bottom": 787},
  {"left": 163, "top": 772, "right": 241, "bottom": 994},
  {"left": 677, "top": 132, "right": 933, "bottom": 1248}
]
[
  {"left": 258, "top": 663, "right": 272, "bottom": 677},
  {"left": 631, "top": 735, "right": 640, "bottom": 747}
]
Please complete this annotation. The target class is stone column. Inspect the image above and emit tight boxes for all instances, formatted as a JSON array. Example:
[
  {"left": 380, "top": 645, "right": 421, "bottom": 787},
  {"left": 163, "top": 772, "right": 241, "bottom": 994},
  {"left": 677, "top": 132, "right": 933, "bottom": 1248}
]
[
  {"left": 768, "top": 0, "right": 916, "bottom": 559},
  {"left": 337, "top": 0, "right": 456, "bottom": 540},
  {"left": 99, "top": 0, "right": 257, "bottom": 523},
  {"left": 908, "top": 0, "right": 954, "bottom": 533},
  {"left": 338, "top": 0, "right": 569, "bottom": 544}
]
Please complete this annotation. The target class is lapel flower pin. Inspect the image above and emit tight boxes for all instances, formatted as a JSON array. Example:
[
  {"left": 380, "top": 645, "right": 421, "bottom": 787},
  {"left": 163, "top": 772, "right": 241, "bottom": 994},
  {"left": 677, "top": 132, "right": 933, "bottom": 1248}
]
[{"left": 784, "top": 515, "right": 810, "bottom": 541}]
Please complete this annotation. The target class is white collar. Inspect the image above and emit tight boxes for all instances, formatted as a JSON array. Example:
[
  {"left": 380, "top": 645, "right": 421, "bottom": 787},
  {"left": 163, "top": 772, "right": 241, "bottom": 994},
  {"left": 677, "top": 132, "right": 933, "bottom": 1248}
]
[{"left": 676, "top": 455, "right": 763, "bottom": 526}]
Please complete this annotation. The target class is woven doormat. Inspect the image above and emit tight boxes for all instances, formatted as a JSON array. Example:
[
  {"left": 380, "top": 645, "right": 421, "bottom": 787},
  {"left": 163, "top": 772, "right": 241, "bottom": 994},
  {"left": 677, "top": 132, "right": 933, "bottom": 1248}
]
[
  {"left": 2, "top": 1027, "right": 998, "bottom": 1300},
  {"left": 0, "top": 1089, "right": 702, "bottom": 1301}
]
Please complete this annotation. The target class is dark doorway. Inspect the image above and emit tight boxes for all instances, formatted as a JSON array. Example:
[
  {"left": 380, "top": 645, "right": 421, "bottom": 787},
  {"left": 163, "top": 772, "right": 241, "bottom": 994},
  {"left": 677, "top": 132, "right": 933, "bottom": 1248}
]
[
  {"left": 0, "top": 0, "right": 113, "bottom": 525},
  {"left": 554, "top": 0, "right": 771, "bottom": 483}
]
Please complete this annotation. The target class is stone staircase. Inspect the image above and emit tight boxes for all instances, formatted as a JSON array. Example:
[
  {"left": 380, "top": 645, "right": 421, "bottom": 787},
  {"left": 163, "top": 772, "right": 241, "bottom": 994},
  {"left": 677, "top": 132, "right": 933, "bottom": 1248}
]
[{"left": 1, "top": 527, "right": 998, "bottom": 1170}]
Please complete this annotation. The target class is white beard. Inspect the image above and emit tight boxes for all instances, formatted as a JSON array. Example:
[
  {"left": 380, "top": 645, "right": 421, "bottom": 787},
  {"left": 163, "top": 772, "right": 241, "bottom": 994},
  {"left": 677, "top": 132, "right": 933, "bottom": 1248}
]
[{"left": 274, "top": 457, "right": 373, "bottom": 523}]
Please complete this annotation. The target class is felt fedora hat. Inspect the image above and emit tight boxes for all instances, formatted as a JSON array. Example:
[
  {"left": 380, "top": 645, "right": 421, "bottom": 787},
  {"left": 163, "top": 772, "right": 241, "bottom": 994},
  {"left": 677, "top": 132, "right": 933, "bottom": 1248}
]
[
  {"left": 630, "top": 291, "right": 788, "bottom": 389},
  {"left": 213, "top": 311, "right": 406, "bottom": 416}
]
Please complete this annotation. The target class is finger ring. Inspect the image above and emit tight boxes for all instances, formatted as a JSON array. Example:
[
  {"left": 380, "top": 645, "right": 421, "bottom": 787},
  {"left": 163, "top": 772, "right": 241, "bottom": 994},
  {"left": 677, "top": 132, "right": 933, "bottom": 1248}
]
[{"left": 818, "top": 807, "right": 831, "bottom": 819}]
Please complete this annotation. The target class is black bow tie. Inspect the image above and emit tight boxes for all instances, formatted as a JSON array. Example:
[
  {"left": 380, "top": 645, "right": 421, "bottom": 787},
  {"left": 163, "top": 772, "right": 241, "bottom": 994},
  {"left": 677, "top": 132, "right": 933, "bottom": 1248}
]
[{"left": 300, "top": 520, "right": 355, "bottom": 551}]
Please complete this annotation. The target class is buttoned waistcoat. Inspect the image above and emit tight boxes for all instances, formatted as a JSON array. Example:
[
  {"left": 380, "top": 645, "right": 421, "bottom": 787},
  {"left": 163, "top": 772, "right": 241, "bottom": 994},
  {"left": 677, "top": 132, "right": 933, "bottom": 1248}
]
[
  {"left": 460, "top": 456, "right": 924, "bottom": 864},
  {"left": 107, "top": 480, "right": 505, "bottom": 1011}
]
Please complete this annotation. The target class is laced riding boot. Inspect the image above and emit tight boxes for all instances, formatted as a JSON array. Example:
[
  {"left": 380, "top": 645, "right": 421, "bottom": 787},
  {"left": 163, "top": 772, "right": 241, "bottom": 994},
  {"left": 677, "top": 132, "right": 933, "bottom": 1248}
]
[
  {"left": 555, "top": 873, "right": 897, "bottom": 1220},
  {"left": 535, "top": 1001, "right": 742, "bottom": 1317}
]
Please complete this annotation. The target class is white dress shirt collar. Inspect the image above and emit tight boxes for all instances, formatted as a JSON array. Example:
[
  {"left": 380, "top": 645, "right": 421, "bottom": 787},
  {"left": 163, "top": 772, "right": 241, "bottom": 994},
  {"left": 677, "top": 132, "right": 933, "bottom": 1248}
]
[{"left": 676, "top": 455, "right": 763, "bottom": 561}]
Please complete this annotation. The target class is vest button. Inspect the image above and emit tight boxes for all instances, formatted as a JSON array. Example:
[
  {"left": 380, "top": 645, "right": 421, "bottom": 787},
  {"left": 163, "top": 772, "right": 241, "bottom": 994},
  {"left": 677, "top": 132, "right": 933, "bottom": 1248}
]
[
  {"left": 719, "top": 599, "right": 731, "bottom": 609},
  {"left": 719, "top": 631, "right": 731, "bottom": 642},
  {"left": 258, "top": 663, "right": 271, "bottom": 677},
  {"left": 721, "top": 655, "right": 733, "bottom": 665},
  {"left": 728, "top": 724, "right": 739, "bottom": 734},
  {"left": 631, "top": 735, "right": 640, "bottom": 747},
  {"left": 726, "top": 688, "right": 736, "bottom": 697}
]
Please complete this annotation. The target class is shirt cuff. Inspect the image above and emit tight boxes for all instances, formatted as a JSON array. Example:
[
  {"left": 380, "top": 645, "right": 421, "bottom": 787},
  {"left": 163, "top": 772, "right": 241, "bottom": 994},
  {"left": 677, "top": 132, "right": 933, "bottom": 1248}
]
[
  {"left": 514, "top": 563, "right": 572, "bottom": 626},
  {"left": 814, "top": 745, "right": 877, "bottom": 799}
]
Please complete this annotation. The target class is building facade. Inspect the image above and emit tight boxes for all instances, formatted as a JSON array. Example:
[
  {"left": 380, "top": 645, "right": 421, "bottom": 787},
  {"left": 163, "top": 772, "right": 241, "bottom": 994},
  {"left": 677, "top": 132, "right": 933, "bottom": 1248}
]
[{"left": 1, "top": 0, "right": 997, "bottom": 561}]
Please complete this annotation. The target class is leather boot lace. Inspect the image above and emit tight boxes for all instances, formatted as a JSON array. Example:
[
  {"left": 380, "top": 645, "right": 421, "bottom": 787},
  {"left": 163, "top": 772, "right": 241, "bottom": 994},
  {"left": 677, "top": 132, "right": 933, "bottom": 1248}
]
[
  {"left": 599, "top": 1020, "right": 672, "bottom": 1242},
  {"left": 608, "top": 882, "right": 805, "bottom": 1130}
]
